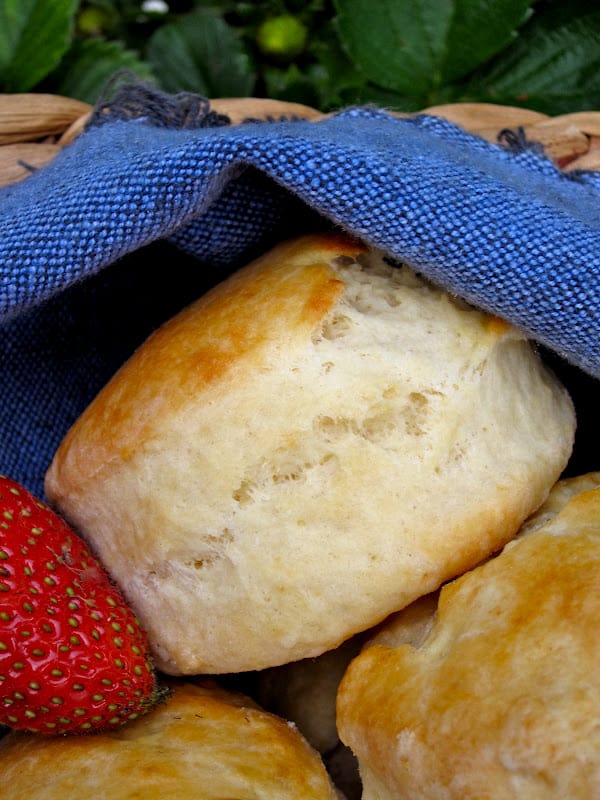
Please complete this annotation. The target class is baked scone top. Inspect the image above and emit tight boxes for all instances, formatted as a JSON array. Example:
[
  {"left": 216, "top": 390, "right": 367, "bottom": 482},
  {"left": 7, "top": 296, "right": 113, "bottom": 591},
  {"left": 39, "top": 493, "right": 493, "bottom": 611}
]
[
  {"left": 45, "top": 234, "right": 575, "bottom": 674},
  {"left": 338, "top": 474, "right": 600, "bottom": 800}
]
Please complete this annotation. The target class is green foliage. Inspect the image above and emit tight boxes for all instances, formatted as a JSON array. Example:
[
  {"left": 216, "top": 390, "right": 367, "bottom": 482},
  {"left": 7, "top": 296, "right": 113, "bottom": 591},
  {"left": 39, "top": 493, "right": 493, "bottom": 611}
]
[
  {"left": 50, "top": 37, "right": 154, "bottom": 100},
  {"left": 0, "top": 0, "right": 79, "bottom": 92},
  {"left": 1, "top": 0, "right": 599, "bottom": 114},
  {"left": 333, "top": 0, "right": 533, "bottom": 97},
  {"left": 145, "top": 7, "right": 255, "bottom": 96}
]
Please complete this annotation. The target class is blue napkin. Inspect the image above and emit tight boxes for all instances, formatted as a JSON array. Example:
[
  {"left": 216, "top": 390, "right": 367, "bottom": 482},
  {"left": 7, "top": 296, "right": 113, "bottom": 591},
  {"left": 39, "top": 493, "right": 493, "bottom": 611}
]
[{"left": 1, "top": 88, "right": 598, "bottom": 496}]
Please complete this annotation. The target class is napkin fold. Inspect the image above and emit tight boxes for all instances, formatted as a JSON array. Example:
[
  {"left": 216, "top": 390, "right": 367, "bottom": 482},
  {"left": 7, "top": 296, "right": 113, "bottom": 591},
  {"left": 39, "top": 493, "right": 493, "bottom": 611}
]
[{"left": 1, "top": 85, "right": 599, "bottom": 495}]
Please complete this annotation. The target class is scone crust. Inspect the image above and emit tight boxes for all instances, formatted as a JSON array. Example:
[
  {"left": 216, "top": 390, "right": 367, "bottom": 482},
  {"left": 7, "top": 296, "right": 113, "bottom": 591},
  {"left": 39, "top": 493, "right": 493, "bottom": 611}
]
[
  {"left": 338, "top": 478, "right": 600, "bottom": 800},
  {"left": 45, "top": 233, "right": 575, "bottom": 674},
  {"left": 46, "top": 233, "right": 360, "bottom": 485},
  {"left": 0, "top": 682, "right": 338, "bottom": 799}
]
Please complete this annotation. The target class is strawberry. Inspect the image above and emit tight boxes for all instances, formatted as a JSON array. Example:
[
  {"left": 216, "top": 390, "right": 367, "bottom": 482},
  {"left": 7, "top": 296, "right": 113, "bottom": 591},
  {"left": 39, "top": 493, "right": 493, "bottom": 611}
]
[{"left": 0, "top": 474, "right": 165, "bottom": 734}]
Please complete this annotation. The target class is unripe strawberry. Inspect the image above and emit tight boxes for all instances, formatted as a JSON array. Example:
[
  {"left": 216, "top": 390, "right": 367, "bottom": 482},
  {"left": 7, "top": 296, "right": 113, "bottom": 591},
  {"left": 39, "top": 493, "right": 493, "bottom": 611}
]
[
  {"left": 0, "top": 474, "right": 166, "bottom": 734},
  {"left": 256, "top": 14, "right": 308, "bottom": 60}
]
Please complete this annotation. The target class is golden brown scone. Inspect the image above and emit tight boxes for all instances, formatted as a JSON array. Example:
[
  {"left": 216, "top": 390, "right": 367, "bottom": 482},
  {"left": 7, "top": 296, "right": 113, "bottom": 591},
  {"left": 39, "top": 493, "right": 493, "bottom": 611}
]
[
  {"left": 366, "top": 591, "right": 440, "bottom": 650},
  {"left": 516, "top": 471, "right": 600, "bottom": 538},
  {"left": 337, "top": 475, "right": 600, "bottom": 799},
  {"left": 253, "top": 594, "right": 438, "bottom": 752},
  {"left": 0, "top": 681, "right": 339, "bottom": 799},
  {"left": 45, "top": 233, "right": 575, "bottom": 675},
  {"left": 251, "top": 638, "right": 365, "bottom": 800},
  {"left": 253, "top": 636, "right": 365, "bottom": 754}
]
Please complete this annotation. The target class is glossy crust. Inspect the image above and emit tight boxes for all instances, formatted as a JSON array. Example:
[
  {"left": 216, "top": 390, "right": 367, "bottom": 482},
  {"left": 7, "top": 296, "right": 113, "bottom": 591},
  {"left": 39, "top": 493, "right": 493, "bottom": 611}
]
[
  {"left": 337, "top": 474, "right": 600, "bottom": 799},
  {"left": 45, "top": 233, "right": 575, "bottom": 674},
  {"left": 0, "top": 682, "right": 338, "bottom": 799}
]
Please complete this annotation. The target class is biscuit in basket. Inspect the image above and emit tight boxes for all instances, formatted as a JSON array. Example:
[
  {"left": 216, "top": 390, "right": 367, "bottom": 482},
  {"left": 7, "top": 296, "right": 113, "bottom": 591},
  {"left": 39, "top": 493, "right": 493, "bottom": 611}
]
[
  {"left": 0, "top": 681, "right": 339, "bottom": 799},
  {"left": 251, "top": 636, "right": 366, "bottom": 799},
  {"left": 45, "top": 233, "right": 575, "bottom": 674},
  {"left": 337, "top": 472, "right": 600, "bottom": 799}
]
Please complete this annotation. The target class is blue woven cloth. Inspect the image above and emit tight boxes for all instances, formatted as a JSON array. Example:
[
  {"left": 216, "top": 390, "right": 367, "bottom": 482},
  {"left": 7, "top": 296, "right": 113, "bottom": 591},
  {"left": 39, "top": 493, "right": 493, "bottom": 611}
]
[{"left": 1, "top": 96, "right": 599, "bottom": 496}]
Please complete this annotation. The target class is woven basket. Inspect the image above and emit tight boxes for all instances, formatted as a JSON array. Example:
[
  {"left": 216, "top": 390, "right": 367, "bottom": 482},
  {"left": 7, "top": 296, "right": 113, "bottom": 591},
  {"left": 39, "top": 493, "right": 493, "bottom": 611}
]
[{"left": 1, "top": 93, "right": 600, "bottom": 187}]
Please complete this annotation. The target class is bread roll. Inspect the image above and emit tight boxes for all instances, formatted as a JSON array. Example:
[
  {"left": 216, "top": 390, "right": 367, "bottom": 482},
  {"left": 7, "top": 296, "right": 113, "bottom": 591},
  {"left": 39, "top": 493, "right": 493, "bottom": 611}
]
[
  {"left": 0, "top": 681, "right": 339, "bottom": 799},
  {"left": 364, "top": 590, "right": 440, "bottom": 651},
  {"left": 337, "top": 473, "right": 600, "bottom": 799},
  {"left": 516, "top": 471, "right": 600, "bottom": 539},
  {"left": 252, "top": 636, "right": 364, "bottom": 754},
  {"left": 250, "top": 638, "right": 364, "bottom": 800},
  {"left": 45, "top": 233, "right": 575, "bottom": 674}
]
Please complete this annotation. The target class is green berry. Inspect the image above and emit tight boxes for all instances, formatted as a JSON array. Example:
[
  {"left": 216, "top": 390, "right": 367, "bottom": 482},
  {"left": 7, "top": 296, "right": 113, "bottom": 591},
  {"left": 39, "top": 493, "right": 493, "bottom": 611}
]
[
  {"left": 77, "top": 6, "right": 112, "bottom": 36},
  {"left": 256, "top": 15, "right": 308, "bottom": 60}
]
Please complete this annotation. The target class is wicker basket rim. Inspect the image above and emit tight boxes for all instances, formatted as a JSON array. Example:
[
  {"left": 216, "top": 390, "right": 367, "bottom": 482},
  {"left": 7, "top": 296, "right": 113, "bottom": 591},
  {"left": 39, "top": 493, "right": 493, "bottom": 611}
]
[{"left": 1, "top": 94, "right": 599, "bottom": 187}]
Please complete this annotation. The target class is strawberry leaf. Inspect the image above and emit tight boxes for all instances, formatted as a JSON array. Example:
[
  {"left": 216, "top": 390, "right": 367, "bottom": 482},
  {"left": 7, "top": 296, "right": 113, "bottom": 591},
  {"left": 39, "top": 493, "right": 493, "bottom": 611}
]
[
  {"left": 465, "top": 8, "right": 600, "bottom": 113},
  {"left": 49, "top": 38, "right": 155, "bottom": 104},
  {"left": 332, "top": 0, "right": 533, "bottom": 101},
  {"left": 145, "top": 8, "right": 256, "bottom": 97},
  {"left": 0, "top": 0, "right": 78, "bottom": 92}
]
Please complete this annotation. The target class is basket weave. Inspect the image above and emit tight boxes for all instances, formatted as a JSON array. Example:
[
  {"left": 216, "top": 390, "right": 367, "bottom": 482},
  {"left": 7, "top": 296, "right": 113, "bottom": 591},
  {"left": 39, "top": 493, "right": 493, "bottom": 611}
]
[{"left": 1, "top": 93, "right": 600, "bottom": 187}]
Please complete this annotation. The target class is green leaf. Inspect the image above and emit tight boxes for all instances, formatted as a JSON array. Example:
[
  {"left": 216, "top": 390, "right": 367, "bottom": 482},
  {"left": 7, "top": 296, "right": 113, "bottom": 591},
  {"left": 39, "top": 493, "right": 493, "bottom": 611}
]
[
  {"left": 49, "top": 38, "right": 155, "bottom": 104},
  {"left": 145, "top": 8, "right": 256, "bottom": 97},
  {"left": 437, "top": 0, "right": 533, "bottom": 83},
  {"left": 466, "top": 10, "right": 600, "bottom": 113},
  {"left": 333, "top": 0, "right": 533, "bottom": 100},
  {"left": 262, "top": 64, "right": 321, "bottom": 107},
  {"left": 307, "top": 23, "right": 367, "bottom": 109},
  {"left": 0, "top": 0, "right": 78, "bottom": 92}
]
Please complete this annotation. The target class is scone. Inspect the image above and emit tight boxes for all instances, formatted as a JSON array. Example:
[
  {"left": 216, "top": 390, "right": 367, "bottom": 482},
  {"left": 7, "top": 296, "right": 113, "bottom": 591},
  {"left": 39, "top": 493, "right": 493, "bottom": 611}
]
[
  {"left": 252, "top": 636, "right": 365, "bottom": 754},
  {"left": 45, "top": 233, "right": 575, "bottom": 674},
  {"left": 0, "top": 681, "right": 339, "bottom": 799},
  {"left": 337, "top": 473, "right": 600, "bottom": 799},
  {"left": 251, "top": 637, "right": 366, "bottom": 800}
]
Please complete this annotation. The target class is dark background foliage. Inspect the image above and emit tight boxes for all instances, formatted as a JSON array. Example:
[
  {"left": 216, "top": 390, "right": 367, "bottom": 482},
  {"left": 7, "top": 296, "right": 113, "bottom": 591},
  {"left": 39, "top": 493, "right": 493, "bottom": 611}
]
[{"left": 1, "top": 0, "right": 599, "bottom": 113}]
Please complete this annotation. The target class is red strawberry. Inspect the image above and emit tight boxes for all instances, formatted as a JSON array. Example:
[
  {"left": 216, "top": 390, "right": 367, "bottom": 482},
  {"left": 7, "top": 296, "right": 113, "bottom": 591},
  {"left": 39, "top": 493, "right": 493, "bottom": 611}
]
[{"left": 0, "top": 474, "right": 165, "bottom": 734}]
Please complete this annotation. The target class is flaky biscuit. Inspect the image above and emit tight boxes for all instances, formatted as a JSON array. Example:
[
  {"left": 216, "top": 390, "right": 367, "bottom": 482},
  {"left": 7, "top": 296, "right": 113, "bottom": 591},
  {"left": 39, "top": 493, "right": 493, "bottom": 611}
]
[
  {"left": 0, "top": 681, "right": 338, "bottom": 799},
  {"left": 338, "top": 474, "right": 600, "bottom": 799},
  {"left": 45, "top": 233, "right": 575, "bottom": 674}
]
